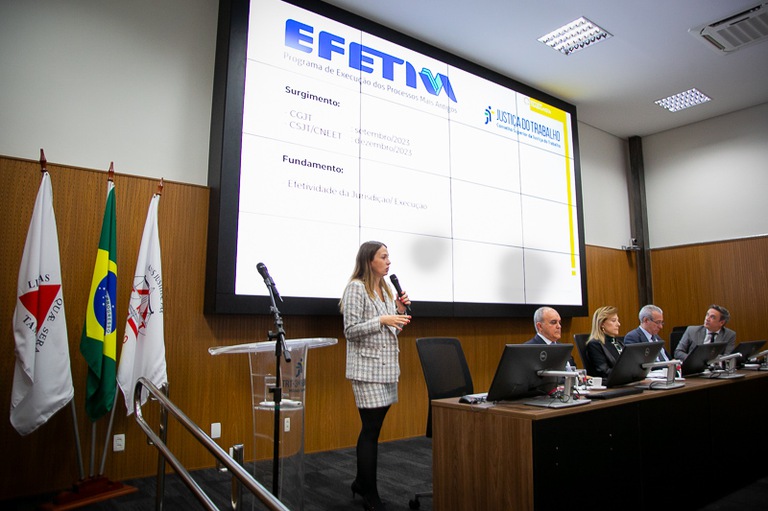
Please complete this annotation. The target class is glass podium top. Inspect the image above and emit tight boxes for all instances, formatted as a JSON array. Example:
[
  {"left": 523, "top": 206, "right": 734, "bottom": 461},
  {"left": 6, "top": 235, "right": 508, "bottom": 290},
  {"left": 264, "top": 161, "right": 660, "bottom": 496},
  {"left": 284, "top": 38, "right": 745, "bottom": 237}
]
[{"left": 208, "top": 337, "right": 337, "bottom": 356}]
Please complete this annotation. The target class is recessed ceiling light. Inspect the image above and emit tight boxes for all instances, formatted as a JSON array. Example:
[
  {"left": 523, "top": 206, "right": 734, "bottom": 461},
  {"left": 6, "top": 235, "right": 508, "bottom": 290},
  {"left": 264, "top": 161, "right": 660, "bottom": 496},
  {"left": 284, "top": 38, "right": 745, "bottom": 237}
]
[
  {"left": 538, "top": 17, "right": 612, "bottom": 55},
  {"left": 654, "top": 88, "right": 712, "bottom": 112}
]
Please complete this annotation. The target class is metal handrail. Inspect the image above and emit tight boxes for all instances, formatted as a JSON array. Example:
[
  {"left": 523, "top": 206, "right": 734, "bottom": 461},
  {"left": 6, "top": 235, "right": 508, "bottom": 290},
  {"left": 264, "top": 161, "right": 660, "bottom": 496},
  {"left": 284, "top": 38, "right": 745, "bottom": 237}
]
[{"left": 134, "top": 377, "right": 289, "bottom": 511}]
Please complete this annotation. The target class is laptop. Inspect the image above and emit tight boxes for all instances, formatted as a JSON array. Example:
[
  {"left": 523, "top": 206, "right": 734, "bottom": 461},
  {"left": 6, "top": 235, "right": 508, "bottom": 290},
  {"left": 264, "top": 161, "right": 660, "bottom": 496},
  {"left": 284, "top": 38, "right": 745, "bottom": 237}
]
[
  {"left": 604, "top": 341, "right": 664, "bottom": 387},
  {"left": 680, "top": 341, "right": 728, "bottom": 376},
  {"left": 731, "top": 340, "right": 766, "bottom": 364}
]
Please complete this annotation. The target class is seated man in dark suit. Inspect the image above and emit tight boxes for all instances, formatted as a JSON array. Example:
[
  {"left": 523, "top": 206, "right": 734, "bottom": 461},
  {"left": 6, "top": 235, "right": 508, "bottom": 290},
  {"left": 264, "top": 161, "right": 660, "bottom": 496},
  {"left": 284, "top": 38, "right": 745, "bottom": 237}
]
[
  {"left": 525, "top": 306, "right": 575, "bottom": 369},
  {"left": 624, "top": 304, "right": 672, "bottom": 363},
  {"left": 674, "top": 305, "right": 736, "bottom": 362}
]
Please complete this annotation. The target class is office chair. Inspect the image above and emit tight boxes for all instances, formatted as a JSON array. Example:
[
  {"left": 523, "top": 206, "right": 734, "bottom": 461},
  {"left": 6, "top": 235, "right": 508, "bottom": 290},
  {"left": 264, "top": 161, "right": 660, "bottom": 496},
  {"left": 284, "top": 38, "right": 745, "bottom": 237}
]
[
  {"left": 574, "top": 333, "right": 598, "bottom": 375},
  {"left": 670, "top": 326, "right": 688, "bottom": 356},
  {"left": 409, "top": 337, "right": 474, "bottom": 510}
]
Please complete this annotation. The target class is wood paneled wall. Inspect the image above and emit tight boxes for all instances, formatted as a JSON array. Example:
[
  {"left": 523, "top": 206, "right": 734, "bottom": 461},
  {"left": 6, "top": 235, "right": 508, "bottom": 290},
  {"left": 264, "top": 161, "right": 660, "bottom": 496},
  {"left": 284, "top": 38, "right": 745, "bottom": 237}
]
[
  {"left": 651, "top": 238, "right": 768, "bottom": 340},
  {"left": 2, "top": 154, "right": 760, "bottom": 500}
]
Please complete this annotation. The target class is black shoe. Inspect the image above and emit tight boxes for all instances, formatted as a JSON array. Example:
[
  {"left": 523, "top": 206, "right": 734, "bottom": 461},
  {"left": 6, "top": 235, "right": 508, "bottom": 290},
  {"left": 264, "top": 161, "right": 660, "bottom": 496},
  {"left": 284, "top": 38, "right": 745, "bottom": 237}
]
[
  {"left": 361, "top": 494, "right": 386, "bottom": 511},
  {"left": 351, "top": 480, "right": 364, "bottom": 499}
]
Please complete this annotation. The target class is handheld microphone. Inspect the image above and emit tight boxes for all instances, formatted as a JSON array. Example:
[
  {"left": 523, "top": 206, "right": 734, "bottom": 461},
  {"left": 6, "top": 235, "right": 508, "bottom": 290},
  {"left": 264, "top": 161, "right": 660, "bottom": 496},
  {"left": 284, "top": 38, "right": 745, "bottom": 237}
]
[
  {"left": 257, "top": 262, "right": 282, "bottom": 302},
  {"left": 389, "top": 274, "right": 411, "bottom": 314}
]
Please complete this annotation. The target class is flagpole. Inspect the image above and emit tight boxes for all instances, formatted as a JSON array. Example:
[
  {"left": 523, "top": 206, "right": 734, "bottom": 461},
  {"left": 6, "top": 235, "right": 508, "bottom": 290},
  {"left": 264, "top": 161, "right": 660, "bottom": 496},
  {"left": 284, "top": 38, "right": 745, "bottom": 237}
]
[
  {"left": 89, "top": 423, "right": 98, "bottom": 477},
  {"left": 155, "top": 180, "right": 166, "bottom": 511},
  {"left": 96, "top": 165, "right": 117, "bottom": 476},
  {"left": 70, "top": 399, "right": 86, "bottom": 480},
  {"left": 99, "top": 389, "right": 120, "bottom": 475},
  {"left": 39, "top": 148, "right": 86, "bottom": 480}
]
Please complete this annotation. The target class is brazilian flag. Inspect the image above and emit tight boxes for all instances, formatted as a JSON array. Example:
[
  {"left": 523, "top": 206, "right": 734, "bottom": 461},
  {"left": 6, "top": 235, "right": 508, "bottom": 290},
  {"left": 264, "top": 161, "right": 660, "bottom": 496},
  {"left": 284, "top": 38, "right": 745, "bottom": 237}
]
[{"left": 80, "top": 181, "right": 117, "bottom": 422}]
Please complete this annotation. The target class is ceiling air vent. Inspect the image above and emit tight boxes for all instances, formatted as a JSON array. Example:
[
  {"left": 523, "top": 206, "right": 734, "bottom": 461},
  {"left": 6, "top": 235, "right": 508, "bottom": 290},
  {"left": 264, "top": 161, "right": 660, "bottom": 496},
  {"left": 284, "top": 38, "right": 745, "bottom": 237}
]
[{"left": 689, "top": 2, "right": 768, "bottom": 54}]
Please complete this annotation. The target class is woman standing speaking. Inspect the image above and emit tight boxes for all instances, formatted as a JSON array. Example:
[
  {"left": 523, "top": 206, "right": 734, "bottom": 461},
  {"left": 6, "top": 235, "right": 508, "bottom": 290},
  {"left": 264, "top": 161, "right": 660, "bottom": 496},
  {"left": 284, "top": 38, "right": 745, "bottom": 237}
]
[{"left": 340, "top": 241, "right": 411, "bottom": 511}]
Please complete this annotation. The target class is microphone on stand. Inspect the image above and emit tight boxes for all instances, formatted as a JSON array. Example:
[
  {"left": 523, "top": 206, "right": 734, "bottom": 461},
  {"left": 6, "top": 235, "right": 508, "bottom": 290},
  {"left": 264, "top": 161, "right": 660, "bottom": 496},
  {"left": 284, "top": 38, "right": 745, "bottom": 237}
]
[
  {"left": 257, "top": 262, "right": 282, "bottom": 302},
  {"left": 389, "top": 274, "right": 411, "bottom": 315},
  {"left": 258, "top": 262, "right": 289, "bottom": 363}
]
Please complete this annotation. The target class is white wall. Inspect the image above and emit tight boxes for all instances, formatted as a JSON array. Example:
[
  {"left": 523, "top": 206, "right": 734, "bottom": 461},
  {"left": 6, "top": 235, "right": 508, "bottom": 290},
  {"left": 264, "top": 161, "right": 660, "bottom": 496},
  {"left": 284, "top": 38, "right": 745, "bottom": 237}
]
[
  {"left": 6, "top": 1, "right": 764, "bottom": 252},
  {"left": 0, "top": 0, "right": 218, "bottom": 185},
  {"left": 644, "top": 102, "right": 768, "bottom": 248},
  {"left": 577, "top": 123, "right": 632, "bottom": 249},
  {"left": 0, "top": 0, "right": 634, "bottom": 250}
]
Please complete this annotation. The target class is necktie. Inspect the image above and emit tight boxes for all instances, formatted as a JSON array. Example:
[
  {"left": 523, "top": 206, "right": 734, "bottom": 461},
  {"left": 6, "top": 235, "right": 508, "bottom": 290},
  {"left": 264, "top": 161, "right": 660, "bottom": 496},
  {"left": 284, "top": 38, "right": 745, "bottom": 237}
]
[{"left": 710, "top": 332, "right": 717, "bottom": 344}]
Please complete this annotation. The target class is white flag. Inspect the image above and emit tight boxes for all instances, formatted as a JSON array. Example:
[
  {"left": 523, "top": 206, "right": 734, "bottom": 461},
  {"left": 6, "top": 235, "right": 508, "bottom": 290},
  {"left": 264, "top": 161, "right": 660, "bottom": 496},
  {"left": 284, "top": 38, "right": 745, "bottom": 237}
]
[
  {"left": 117, "top": 193, "right": 166, "bottom": 415},
  {"left": 11, "top": 172, "right": 74, "bottom": 436}
]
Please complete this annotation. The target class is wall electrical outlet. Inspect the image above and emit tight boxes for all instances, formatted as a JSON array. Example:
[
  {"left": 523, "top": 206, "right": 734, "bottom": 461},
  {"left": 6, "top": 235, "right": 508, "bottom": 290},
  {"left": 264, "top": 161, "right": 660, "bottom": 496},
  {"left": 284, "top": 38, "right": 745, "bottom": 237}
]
[
  {"left": 113, "top": 434, "right": 125, "bottom": 452},
  {"left": 284, "top": 417, "right": 290, "bottom": 432},
  {"left": 211, "top": 422, "right": 221, "bottom": 439}
]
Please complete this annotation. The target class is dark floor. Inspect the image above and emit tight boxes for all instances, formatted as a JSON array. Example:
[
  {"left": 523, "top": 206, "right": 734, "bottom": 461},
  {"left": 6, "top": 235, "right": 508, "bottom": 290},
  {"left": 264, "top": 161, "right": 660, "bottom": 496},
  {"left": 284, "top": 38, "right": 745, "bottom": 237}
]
[
  {"left": 700, "top": 476, "right": 768, "bottom": 511},
  {"left": 3, "top": 437, "right": 433, "bottom": 511},
  {"left": 4, "top": 435, "right": 768, "bottom": 510}
]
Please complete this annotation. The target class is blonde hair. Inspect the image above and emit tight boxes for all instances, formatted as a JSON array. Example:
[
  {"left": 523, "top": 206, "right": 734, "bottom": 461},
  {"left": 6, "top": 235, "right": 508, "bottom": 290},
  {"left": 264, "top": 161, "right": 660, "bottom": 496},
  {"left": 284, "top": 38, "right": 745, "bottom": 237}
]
[{"left": 589, "top": 306, "right": 618, "bottom": 344}]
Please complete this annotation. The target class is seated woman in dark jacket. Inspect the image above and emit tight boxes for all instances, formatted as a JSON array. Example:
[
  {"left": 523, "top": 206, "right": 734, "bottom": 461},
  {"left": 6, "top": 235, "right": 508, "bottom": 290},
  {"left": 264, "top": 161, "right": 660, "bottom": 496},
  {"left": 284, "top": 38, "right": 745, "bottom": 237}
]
[{"left": 586, "top": 305, "right": 624, "bottom": 379}]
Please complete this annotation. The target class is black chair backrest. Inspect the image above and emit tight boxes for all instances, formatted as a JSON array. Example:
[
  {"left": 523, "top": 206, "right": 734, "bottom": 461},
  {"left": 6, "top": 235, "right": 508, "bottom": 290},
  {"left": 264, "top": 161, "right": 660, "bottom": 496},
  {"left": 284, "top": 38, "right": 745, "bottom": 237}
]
[
  {"left": 416, "top": 337, "right": 474, "bottom": 438},
  {"left": 573, "top": 333, "right": 597, "bottom": 374},
  {"left": 670, "top": 327, "right": 688, "bottom": 356}
]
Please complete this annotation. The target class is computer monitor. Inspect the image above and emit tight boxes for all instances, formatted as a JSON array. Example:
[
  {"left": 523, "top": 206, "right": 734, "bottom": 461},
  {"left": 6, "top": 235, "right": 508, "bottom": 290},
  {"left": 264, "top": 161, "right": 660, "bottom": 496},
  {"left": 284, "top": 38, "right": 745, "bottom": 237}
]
[
  {"left": 732, "top": 340, "right": 767, "bottom": 364},
  {"left": 486, "top": 344, "right": 574, "bottom": 402},
  {"left": 604, "top": 341, "right": 664, "bottom": 388},
  {"left": 680, "top": 341, "right": 728, "bottom": 376}
]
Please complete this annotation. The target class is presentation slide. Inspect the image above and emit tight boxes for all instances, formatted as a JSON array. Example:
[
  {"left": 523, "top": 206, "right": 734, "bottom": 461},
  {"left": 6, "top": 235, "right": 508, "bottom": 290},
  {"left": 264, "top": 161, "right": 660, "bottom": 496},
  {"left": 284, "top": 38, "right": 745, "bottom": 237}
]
[{"left": 211, "top": 0, "right": 586, "bottom": 316}]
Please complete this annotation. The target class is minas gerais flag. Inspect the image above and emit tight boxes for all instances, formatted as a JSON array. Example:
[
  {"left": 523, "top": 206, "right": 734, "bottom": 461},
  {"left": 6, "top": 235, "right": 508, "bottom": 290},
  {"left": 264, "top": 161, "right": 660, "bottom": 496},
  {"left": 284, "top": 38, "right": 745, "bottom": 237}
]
[{"left": 11, "top": 171, "right": 74, "bottom": 435}]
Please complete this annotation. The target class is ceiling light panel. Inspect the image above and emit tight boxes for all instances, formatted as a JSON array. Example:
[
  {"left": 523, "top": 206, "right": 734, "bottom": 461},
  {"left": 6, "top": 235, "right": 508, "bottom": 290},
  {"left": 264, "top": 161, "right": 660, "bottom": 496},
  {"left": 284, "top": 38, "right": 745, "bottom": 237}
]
[
  {"left": 538, "top": 17, "right": 612, "bottom": 55},
  {"left": 654, "top": 88, "right": 712, "bottom": 112}
]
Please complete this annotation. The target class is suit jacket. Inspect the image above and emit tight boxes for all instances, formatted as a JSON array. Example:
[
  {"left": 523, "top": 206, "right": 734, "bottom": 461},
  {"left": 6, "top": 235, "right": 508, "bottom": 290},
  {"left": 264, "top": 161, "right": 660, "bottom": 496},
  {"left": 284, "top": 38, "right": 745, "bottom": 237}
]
[
  {"left": 674, "top": 325, "right": 736, "bottom": 361},
  {"left": 586, "top": 336, "right": 622, "bottom": 378},
  {"left": 623, "top": 326, "right": 671, "bottom": 361},
  {"left": 525, "top": 334, "right": 548, "bottom": 345},
  {"left": 524, "top": 334, "right": 576, "bottom": 368},
  {"left": 342, "top": 280, "right": 401, "bottom": 383}
]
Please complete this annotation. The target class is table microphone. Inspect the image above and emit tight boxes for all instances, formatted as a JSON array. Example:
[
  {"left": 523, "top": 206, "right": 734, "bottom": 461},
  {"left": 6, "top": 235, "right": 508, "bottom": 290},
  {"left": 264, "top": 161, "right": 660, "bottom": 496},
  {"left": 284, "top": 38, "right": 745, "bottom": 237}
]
[{"left": 389, "top": 274, "right": 411, "bottom": 314}]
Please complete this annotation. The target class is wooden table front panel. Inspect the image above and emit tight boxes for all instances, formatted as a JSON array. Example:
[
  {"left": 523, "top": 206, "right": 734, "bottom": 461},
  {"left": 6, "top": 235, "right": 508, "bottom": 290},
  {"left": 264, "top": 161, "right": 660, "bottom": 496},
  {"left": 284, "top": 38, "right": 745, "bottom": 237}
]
[{"left": 432, "top": 404, "right": 534, "bottom": 510}]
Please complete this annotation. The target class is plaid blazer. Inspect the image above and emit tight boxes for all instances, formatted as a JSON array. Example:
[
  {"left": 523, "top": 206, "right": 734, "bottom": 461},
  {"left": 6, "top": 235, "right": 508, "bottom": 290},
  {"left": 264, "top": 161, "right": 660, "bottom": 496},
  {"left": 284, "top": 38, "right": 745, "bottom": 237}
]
[{"left": 342, "top": 280, "right": 401, "bottom": 383}]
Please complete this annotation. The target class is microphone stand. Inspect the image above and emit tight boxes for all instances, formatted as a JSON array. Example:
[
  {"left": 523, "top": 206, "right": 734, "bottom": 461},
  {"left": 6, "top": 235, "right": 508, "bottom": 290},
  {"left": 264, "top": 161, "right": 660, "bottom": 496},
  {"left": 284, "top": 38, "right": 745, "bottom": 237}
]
[{"left": 264, "top": 285, "right": 290, "bottom": 498}]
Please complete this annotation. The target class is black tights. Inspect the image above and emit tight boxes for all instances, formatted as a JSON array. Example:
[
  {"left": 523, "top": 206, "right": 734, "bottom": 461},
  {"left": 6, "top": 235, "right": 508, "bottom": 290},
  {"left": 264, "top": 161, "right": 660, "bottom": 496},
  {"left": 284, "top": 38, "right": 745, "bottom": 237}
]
[{"left": 356, "top": 405, "right": 390, "bottom": 501}]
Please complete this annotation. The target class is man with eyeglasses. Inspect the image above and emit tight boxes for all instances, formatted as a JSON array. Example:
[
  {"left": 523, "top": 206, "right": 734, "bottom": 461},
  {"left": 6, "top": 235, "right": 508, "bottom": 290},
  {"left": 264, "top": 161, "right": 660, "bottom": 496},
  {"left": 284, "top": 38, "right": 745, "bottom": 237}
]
[{"left": 623, "top": 304, "right": 672, "bottom": 363}]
